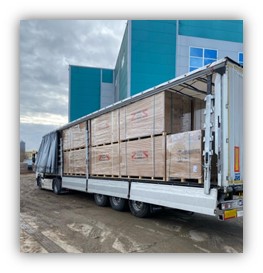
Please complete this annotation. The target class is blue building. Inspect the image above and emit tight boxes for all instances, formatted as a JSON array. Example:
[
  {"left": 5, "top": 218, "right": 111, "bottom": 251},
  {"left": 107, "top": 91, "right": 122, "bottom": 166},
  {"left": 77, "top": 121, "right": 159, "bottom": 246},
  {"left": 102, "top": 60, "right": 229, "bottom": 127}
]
[{"left": 69, "top": 20, "right": 243, "bottom": 122}]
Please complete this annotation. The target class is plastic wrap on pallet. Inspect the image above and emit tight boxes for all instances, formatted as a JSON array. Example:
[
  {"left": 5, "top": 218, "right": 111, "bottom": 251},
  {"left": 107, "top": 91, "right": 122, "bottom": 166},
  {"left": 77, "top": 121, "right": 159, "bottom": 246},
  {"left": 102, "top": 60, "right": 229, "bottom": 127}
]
[
  {"left": 91, "top": 143, "right": 119, "bottom": 176},
  {"left": 193, "top": 98, "right": 206, "bottom": 130},
  {"left": 166, "top": 130, "right": 203, "bottom": 180},
  {"left": 164, "top": 92, "right": 192, "bottom": 133},
  {"left": 62, "top": 122, "right": 86, "bottom": 150},
  {"left": 91, "top": 109, "right": 119, "bottom": 146},
  {"left": 120, "top": 135, "right": 166, "bottom": 179}
]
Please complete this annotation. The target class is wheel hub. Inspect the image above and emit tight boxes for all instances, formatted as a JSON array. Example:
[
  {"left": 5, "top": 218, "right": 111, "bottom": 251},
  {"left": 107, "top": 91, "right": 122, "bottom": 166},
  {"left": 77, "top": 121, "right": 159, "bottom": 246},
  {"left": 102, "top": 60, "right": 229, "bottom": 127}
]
[
  {"left": 133, "top": 201, "right": 143, "bottom": 211},
  {"left": 112, "top": 197, "right": 121, "bottom": 206}
]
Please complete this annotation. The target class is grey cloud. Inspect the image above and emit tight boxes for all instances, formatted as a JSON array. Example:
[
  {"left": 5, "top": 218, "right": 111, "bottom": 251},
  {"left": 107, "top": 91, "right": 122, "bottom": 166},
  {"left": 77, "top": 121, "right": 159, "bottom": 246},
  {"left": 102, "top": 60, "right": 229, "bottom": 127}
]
[
  {"left": 20, "top": 20, "right": 126, "bottom": 150},
  {"left": 20, "top": 123, "right": 59, "bottom": 151}
]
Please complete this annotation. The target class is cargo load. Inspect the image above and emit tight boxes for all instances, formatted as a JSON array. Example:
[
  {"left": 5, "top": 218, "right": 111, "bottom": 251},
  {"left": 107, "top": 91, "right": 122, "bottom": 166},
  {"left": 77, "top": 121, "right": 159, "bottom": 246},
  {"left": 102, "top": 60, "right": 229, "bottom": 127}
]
[
  {"left": 35, "top": 58, "right": 243, "bottom": 220},
  {"left": 166, "top": 130, "right": 203, "bottom": 182}
]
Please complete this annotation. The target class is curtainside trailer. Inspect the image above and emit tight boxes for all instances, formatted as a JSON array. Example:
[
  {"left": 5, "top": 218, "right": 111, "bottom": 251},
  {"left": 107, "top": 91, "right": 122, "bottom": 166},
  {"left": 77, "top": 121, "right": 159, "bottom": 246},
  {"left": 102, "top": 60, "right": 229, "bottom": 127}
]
[{"left": 35, "top": 57, "right": 243, "bottom": 221}]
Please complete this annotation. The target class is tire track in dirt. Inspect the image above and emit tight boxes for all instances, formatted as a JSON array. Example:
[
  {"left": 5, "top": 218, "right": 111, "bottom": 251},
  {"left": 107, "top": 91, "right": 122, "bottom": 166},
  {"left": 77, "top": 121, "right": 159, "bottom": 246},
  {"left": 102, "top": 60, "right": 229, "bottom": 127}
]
[{"left": 20, "top": 216, "right": 66, "bottom": 253}]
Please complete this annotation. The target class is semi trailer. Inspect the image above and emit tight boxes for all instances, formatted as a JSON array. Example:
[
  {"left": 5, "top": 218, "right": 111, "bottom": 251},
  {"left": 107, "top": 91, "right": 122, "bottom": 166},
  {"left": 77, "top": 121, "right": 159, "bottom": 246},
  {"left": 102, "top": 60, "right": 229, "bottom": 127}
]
[{"left": 35, "top": 57, "right": 243, "bottom": 221}]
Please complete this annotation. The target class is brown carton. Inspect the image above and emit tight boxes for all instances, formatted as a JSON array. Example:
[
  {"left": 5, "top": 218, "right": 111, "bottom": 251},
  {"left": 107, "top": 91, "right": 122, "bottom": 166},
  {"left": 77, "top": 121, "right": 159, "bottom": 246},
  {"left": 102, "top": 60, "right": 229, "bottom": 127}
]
[
  {"left": 91, "top": 143, "right": 119, "bottom": 176},
  {"left": 62, "top": 122, "right": 86, "bottom": 150},
  {"left": 63, "top": 149, "right": 86, "bottom": 175},
  {"left": 91, "top": 109, "right": 119, "bottom": 146},
  {"left": 120, "top": 135, "right": 166, "bottom": 179},
  {"left": 120, "top": 91, "right": 192, "bottom": 141}
]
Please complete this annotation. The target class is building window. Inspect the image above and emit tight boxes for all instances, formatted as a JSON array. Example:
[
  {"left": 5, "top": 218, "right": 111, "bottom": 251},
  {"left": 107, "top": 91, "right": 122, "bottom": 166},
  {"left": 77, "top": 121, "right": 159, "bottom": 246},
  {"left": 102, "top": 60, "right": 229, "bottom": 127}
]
[
  {"left": 238, "top": 52, "right": 243, "bottom": 66},
  {"left": 189, "top": 47, "right": 218, "bottom": 72}
]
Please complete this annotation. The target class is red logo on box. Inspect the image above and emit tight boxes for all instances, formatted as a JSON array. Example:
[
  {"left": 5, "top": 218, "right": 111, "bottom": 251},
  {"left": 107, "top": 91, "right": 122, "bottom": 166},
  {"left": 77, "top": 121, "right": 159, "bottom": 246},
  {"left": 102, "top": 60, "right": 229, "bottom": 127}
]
[
  {"left": 98, "top": 154, "right": 110, "bottom": 161},
  {"left": 131, "top": 109, "right": 148, "bottom": 121},
  {"left": 131, "top": 151, "right": 149, "bottom": 160}
]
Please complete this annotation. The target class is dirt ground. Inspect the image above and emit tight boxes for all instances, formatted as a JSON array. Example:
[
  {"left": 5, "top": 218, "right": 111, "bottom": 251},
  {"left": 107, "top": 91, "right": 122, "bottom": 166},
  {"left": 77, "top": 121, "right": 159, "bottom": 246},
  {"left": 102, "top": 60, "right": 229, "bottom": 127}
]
[{"left": 20, "top": 173, "right": 243, "bottom": 253}]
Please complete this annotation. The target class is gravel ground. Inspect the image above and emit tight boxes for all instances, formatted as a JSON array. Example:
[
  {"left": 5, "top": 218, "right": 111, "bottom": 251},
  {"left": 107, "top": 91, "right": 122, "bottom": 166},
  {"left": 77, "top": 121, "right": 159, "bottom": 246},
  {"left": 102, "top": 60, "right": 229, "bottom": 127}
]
[{"left": 20, "top": 173, "right": 243, "bottom": 253}]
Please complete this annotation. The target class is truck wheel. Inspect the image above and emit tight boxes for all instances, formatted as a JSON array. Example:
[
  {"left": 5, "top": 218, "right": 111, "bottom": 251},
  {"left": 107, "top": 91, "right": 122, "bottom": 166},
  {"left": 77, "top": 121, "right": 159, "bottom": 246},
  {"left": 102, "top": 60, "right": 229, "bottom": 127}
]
[
  {"left": 94, "top": 194, "right": 109, "bottom": 207},
  {"left": 53, "top": 177, "right": 62, "bottom": 195},
  {"left": 129, "top": 200, "right": 150, "bottom": 218},
  {"left": 37, "top": 175, "right": 42, "bottom": 189},
  {"left": 109, "top": 196, "right": 127, "bottom": 211}
]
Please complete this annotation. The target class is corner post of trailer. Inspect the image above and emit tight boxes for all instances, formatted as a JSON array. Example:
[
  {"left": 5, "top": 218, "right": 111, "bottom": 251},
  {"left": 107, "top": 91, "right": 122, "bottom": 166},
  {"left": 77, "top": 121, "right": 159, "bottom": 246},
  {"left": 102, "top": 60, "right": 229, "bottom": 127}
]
[
  {"left": 203, "top": 74, "right": 214, "bottom": 195},
  {"left": 214, "top": 73, "right": 222, "bottom": 187},
  {"left": 60, "top": 134, "right": 63, "bottom": 177},
  {"left": 86, "top": 120, "right": 91, "bottom": 193}
]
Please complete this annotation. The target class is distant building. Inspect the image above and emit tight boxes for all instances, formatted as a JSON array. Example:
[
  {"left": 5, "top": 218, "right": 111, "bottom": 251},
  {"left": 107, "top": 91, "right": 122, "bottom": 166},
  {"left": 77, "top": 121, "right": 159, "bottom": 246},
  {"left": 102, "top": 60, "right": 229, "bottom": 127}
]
[
  {"left": 20, "top": 140, "right": 26, "bottom": 162},
  {"left": 20, "top": 140, "right": 25, "bottom": 153},
  {"left": 69, "top": 20, "right": 243, "bottom": 122}
]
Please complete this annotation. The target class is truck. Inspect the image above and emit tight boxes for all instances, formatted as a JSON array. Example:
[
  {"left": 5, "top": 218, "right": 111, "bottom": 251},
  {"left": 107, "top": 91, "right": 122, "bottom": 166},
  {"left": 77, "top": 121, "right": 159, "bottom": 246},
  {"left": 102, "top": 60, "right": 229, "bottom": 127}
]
[{"left": 35, "top": 57, "right": 243, "bottom": 221}]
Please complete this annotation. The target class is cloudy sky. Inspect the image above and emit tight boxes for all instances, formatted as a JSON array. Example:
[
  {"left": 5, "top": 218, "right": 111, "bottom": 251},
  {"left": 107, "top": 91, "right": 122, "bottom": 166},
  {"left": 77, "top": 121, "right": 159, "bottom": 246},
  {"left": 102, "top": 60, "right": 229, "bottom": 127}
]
[{"left": 20, "top": 20, "right": 127, "bottom": 151}]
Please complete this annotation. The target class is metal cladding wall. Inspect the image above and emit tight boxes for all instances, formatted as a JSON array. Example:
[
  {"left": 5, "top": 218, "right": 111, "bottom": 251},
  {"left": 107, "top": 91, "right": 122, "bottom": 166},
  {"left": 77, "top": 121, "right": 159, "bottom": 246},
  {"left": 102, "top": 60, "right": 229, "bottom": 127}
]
[
  {"left": 179, "top": 20, "right": 243, "bottom": 43},
  {"left": 69, "top": 66, "right": 114, "bottom": 122},
  {"left": 69, "top": 66, "right": 101, "bottom": 122},
  {"left": 68, "top": 20, "right": 243, "bottom": 122},
  {"left": 101, "top": 69, "right": 114, "bottom": 108},
  {"left": 102, "top": 69, "right": 113, "bottom": 83},
  {"left": 130, "top": 20, "right": 177, "bottom": 95},
  {"left": 115, "top": 24, "right": 129, "bottom": 100}
]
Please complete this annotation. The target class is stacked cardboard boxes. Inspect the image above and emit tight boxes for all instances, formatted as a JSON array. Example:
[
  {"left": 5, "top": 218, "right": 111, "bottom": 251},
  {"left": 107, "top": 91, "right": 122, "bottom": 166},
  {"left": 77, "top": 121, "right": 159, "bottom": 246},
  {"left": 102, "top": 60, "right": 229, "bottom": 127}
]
[
  {"left": 63, "top": 122, "right": 86, "bottom": 175},
  {"left": 63, "top": 122, "right": 86, "bottom": 150},
  {"left": 91, "top": 144, "right": 119, "bottom": 176},
  {"left": 64, "top": 149, "right": 86, "bottom": 175},
  {"left": 62, "top": 90, "right": 207, "bottom": 182},
  {"left": 91, "top": 110, "right": 119, "bottom": 146},
  {"left": 120, "top": 135, "right": 166, "bottom": 178},
  {"left": 90, "top": 91, "right": 192, "bottom": 145}
]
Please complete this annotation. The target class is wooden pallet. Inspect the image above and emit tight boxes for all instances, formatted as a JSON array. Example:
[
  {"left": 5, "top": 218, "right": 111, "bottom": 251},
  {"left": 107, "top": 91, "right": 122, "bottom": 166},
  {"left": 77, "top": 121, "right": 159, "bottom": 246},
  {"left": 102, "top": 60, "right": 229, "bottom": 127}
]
[
  {"left": 63, "top": 146, "right": 86, "bottom": 152},
  {"left": 119, "top": 175, "right": 166, "bottom": 181},
  {"left": 63, "top": 173, "right": 86, "bottom": 176},
  {"left": 120, "top": 132, "right": 167, "bottom": 143},
  {"left": 92, "top": 141, "right": 119, "bottom": 147},
  {"left": 90, "top": 174, "right": 119, "bottom": 178}
]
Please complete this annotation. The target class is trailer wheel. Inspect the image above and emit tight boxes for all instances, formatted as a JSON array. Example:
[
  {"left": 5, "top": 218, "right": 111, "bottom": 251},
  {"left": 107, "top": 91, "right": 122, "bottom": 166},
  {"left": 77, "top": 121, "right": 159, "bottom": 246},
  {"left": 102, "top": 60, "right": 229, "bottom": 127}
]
[
  {"left": 109, "top": 197, "right": 127, "bottom": 211},
  {"left": 53, "top": 177, "right": 62, "bottom": 195},
  {"left": 94, "top": 194, "right": 109, "bottom": 207},
  {"left": 129, "top": 200, "right": 150, "bottom": 218}
]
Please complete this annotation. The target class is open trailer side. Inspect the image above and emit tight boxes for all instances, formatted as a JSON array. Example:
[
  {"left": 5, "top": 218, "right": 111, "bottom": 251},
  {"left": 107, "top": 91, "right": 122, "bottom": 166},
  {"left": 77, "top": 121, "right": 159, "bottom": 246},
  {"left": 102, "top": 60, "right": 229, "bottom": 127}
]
[{"left": 35, "top": 57, "right": 243, "bottom": 220}]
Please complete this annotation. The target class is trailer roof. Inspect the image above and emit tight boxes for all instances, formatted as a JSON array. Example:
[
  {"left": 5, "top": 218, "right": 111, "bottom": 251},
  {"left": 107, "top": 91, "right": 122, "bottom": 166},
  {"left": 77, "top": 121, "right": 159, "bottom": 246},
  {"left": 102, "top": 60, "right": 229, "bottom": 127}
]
[{"left": 46, "top": 57, "right": 242, "bottom": 135}]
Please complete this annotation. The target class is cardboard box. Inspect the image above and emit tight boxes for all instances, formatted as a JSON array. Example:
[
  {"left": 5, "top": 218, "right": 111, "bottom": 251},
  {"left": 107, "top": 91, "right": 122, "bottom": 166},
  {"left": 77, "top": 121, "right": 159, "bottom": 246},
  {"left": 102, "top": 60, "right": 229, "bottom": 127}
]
[
  {"left": 120, "top": 135, "right": 166, "bottom": 178},
  {"left": 166, "top": 130, "right": 203, "bottom": 180},
  {"left": 120, "top": 91, "right": 192, "bottom": 141},
  {"left": 63, "top": 122, "right": 86, "bottom": 150},
  {"left": 91, "top": 109, "right": 119, "bottom": 146},
  {"left": 91, "top": 143, "right": 119, "bottom": 176},
  {"left": 63, "top": 148, "right": 86, "bottom": 174}
]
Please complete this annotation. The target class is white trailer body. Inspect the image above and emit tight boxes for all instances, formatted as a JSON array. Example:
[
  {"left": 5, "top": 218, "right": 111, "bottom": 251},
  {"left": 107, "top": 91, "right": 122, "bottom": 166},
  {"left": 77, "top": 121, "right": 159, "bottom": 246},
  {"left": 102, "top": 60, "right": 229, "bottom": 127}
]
[{"left": 35, "top": 58, "right": 243, "bottom": 221}]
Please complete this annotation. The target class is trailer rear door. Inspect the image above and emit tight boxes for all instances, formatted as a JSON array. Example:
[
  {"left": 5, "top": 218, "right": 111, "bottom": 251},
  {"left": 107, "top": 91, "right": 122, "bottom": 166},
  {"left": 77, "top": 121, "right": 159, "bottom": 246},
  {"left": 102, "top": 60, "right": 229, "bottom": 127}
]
[{"left": 228, "top": 63, "right": 243, "bottom": 185}]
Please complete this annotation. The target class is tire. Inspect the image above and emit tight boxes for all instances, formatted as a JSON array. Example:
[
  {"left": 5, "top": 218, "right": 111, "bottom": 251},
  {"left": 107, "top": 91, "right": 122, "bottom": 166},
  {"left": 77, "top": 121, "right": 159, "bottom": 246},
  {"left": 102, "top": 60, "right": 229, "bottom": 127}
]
[
  {"left": 94, "top": 194, "right": 109, "bottom": 207},
  {"left": 53, "top": 177, "right": 62, "bottom": 195},
  {"left": 129, "top": 200, "right": 150, "bottom": 218},
  {"left": 109, "top": 196, "right": 127, "bottom": 211},
  {"left": 37, "top": 175, "right": 42, "bottom": 189}
]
